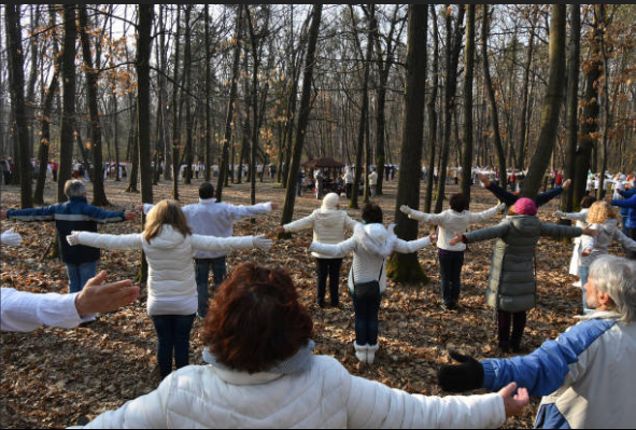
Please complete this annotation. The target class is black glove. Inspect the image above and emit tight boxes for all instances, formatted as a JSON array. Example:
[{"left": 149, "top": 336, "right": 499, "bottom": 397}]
[{"left": 437, "top": 351, "right": 484, "bottom": 393}]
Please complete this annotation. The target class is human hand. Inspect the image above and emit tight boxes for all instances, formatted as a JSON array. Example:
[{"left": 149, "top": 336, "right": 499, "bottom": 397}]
[
  {"left": 0, "top": 209, "right": 7, "bottom": 220},
  {"left": 498, "top": 382, "right": 530, "bottom": 418},
  {"left": 496, "top": 203, "right": 507, "bottom": 213},
  {"left": 429, "top": 232, "right": 438, "bottom": 244},
  {"left": 437, "top": 351, "right": 484, "bottom": 392},
  {"left": 0, "top": 228, "right": 22, "bottom": 246},
  {"left": 478, "top": 173, "right": 491, "bottom": 188},
  {"left": 581, "top": 248, "right": 592, "bottom": 257},
  {"left": 274, "top": 226, "right": 285, "bottom": 235},
  {"left": 66, "top": 231, "right": 82, "bottom": 246},
  {"left": 553, "top": 211, "right": 565, "bottom": 219},
  {"left": 124, "top": 210, "right": 137, "bottom": 221},
  {"left": 135, "top": 205, "right": 144, "bottom": 212},
  {"left": 253, "top": 235, "right": 273, "bottom": 250},
  {"left": 296, "top": 237, "right": 312, "bottom": 249},
  {"left": 400, "top": 205, "right": 413, "bottom": 217},
  {"left": 562, "top": 179, "right": 572, "bottom": 190},
  {"left": 74, "top": 271, "right": 140, "bottom": 316},
  {"left": 449, "top": 233, "right": 463, "bottom": 246},
  {"left": 270, "top": 203, "right": 279, "bottom": 211}
]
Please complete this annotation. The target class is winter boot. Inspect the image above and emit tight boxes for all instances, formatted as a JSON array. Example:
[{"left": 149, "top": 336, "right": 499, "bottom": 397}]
[
  {"left": 354, "top": 342, "right": 368, "bottom": 363},
  {"left": 367, "top": 344, "right": 380, "bottom": 365}
]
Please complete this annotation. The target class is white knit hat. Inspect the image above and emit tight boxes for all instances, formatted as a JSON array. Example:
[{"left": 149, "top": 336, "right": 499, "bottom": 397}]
[{"left": 322, "top": 193, "right": 340, "bottom": 210}]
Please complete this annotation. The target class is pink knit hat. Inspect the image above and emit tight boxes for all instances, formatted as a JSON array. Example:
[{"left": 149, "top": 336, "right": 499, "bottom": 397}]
[{"left": 514, "top": 198, "right": 537, "bottom": 216}]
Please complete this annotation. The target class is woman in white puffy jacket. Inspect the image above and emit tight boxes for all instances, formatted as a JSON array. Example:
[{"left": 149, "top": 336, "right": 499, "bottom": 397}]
[
  {"left": 79, "top": 263, "right": 529, "bottom": 429},
  {"left": 275, "top": 193, "right": 358, "bottom": 308},
  {"left": 303, "top": 203, "right": 433, "bottom": 365},
  {"left": 401, "top": 194, "right": 504, "bottom": 310},
  {"left": 67, "top": 199, "right": 271, "bottom": 379}
]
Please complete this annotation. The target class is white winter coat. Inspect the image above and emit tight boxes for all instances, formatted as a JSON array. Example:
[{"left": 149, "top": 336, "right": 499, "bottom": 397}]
[
  {"left": 406, "top": 205, "right": 503, "bottom": 252},
  {"left": 82, "top": 355, "right": 506, "bottom": 429},
  {"left": 559, "top": 209, "right": 590, "bottom": 276},
  {"left": 580, "top": 219, "right": 636, "bottom": 267},
  {"left": 283, "top": 209, "right": 358, "bottom": 259},
  {"left": 309, "top": 224, "right": 431, "bottom": 293},
  {"left": 73, "top": 227, "right": 257, "bottom": 316}
]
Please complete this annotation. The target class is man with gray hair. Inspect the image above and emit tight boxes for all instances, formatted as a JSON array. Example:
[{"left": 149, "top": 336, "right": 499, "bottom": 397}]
[
  {"left": 437, "top": 255, "right": 636, "bottom": 429},
  {"left": 1, "top": 180, "right": 136, "bottom": 294}
]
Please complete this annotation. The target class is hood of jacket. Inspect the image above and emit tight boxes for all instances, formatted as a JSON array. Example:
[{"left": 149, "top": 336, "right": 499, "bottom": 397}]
[
  {"left": 147, "top": 225, "right": 188, "bottom": 249},
  {"left": 354, "top": 223, "right": 397, "bottom": 258}
]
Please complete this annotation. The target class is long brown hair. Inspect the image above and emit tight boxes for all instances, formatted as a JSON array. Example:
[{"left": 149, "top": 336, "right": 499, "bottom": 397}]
[{"left": 144, "top": 199, "right": 192, "bottom": 243}]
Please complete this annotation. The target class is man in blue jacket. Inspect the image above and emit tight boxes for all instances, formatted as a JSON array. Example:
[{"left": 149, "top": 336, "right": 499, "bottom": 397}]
[
  {"left": 613, "top": 180, "right": 636, "bottom": 258},
  {"left": 437, "top": 255, "right": 636, "bottom": 429},
  {"left": 1, "top": 180, "right": 136, "bottom": 293}
]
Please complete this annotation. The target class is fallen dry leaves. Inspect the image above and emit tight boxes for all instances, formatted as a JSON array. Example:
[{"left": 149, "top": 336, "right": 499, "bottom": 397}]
[{"left": 1, "top": 178, "right": 627, "bottom": 429}]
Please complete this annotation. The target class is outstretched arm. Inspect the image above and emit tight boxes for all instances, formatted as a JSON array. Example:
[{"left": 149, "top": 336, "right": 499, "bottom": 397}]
[
  {"left": 400, "top": 205, "right": 446, "bottom": 225},
  {"left": 468, "top": 203, "right": 506, "bottom": 223},
  {"left": 191, "top": 234, "right": 271, "bottom": 252},
  {"left": 308, "top": 236, "right": 357, "bottom": 258},
  {"left": 393, "top": 236, "right": 432, "bottom": 254},
  {"left": 228, "top": 202, "right": 275, "bottom": 221},
  {"left": 67, "top": 232, "right": 144, "bottom": 250},
  {"left": 279, "top": 213, "right": 315, "bottom": 233},
  {"left": 464, "top": 222, "right": 511, "bottom": 244}
]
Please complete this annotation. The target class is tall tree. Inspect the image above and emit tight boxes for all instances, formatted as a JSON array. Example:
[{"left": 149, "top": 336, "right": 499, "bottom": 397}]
[
  {"left": 521, "top": 5, "right": 567, "bottom": 198},
  {"left": 137, "top": 5, "right": 154, "bottom": 207},
  {"left": 58, "top": 5, "right": 77, "bottom": 203},
  {"left": 280, "top": 4, "right": 323, "bottom": 226},
  {"left": 562, "top": 4, "right": 581, "bottom": 213},
  {"left": 5, "top": 4, "right": 32, "bottom": 208},
  {"left": 460, "top": 5, "right": 475, "bottom": 201},
  {"left": 204, "top": 4, "right": 212, "bottom": 182},
  {"left": 516, "top": 11, "right": 537, "bottom": 171},
  {"left": 386, "top": 4, "right": 428, "bottom": 284},
  {"left": 171, "top": 6, "right": 182, "bottom": 199},
  {"left": 79, "top": 4, "right": 109, "bottom": 206},
  {"left": 424, "top": 4, "right": 440, "bottom": 214},
  {"left": 216, "top": 7, "right": 243, "bottom": 202},
  {"left": 435, "top": 5, "right": 465, "bottom": 213},
  {"left": 482, "top": 5, "right": 507, "bottom": 192},
  {"left": 182, "top": 5, "right": 194, "bottom": 185}
]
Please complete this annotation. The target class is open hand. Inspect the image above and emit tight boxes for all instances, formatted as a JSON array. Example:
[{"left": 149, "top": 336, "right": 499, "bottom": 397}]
[
  {"left": 253, "top": 235, "right": 273, "bottom": 250},
  {"left": 297, "top": 237, "right": 312, "bottom": 249},
  {"left": 0, "top": 209, "right": 7, "bottom": 220},
  {"left": 124, "top": 210, "right": 138, "bottom": 221},
  {"left": 449, "top": 233, "right": 463, "bottom": 246},
  {"left": 478, "top": 173, "right": 491, "bottom": 188},
  {"left": 270, "top": 203, "right": 279, "bottom": 211},
  {"left": 66, "top": 231, "right": 82, "bottom": 246},
  {"left": 0, "top": 228, "right": 22, "bottom": 247},
  {"left": 274, "top": 226, "right": 285, "bottom": 235},
  {"left": 562, "top": 179, "right": 572, "bottom": 190},
  {"left": 74, "top": 271, "right": 140, "bottom": 316}
]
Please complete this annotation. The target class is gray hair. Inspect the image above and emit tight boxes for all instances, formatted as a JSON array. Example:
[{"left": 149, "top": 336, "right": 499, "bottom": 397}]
[
  {"left": 64, "top": 179, "right": 86, "bottom": 199},
  {"left": 589, "top": 255, "right": 636, "bottom": 324}
]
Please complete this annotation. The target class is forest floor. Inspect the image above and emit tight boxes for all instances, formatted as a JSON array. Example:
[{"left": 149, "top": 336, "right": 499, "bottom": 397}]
[{"left": 0, "top": 176, "right": 621, "bottom": 429}]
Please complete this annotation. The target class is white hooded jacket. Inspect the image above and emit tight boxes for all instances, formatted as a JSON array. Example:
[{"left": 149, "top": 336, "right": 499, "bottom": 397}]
[
  {"left": 309, "top": 224, "right": 430, "bottom": 293},
  {"left": 82, "top": 355, "right": 506, "bottom": 429},
  {"left": 580, "top": 219, "right": 636, "bottom": 267},
  {"left": 72, "top": 226, "right": 258, "bottom": 316}
]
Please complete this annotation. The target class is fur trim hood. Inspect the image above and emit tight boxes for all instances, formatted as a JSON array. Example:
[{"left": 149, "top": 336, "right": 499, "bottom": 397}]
[{"left": 353, "top": 223, "right": 398, "bottom": 258}]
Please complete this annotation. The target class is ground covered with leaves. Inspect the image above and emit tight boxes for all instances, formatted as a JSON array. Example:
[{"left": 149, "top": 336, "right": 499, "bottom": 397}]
[{"left": 1, "top": 177, "right": 618, "bottom": 428}]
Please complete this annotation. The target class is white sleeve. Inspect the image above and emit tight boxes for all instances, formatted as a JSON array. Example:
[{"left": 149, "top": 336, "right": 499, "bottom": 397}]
[
  {"left": 190, "top": 234, "right": 255, "bottom": 252},
  {"left": 83, "top": 373, "right": 172, "bottom": 428},
  {"left": 468, "top": 204, "right": 503, "bottom": 223},
  {"left": 345, "top": 374, "right": 506, "bottom": 429},
  {"left": 1, "top": 288, "right": 91, "bottom": 332},
  {"left": 142, "top": 204, "right": 155, "bottom": 215},
  {"left": 76, "top": 232, "right": 144, "bottom": 250},
  {"left": 282, "top": 213, "right": 315, "bottom": 233},
  {"left": 561, "top": 211, "right": 588, "bottom": 223},
  {"left": 309, "top": 237, "right": 357, "bottom": 258},
  {"left": 228, "top": 202, "right": 273, "bottom": 221},
  {"left": 393, "top": 236, "right": 431, "bottom": 254},
  {"left": 345, "top": 216, "right": 359, "bottom": 231},
  {"left": 615, "top": 228, "right": 636, "bottom": 252},
  {"left": 408, "top": 210, "right": 446, "bottom": 225}
]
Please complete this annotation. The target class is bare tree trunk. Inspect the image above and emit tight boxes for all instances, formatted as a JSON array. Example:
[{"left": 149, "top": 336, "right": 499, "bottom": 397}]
[
  {"left": 521, "top": 5, "right": 567, "bottom": 198},
  {"left": 216, "top": 7, "right": 243, "bottom": 202},
  {"left": 460, "top": 5, "right": 475, "bottom": 202},
  {"left": 183, "top": 5, "right": 194, "bottom": 185},
  {"left": 424, "top": 4, "right": 439, "bottom": 214},
  {"left": 171, "top": 6, "right": 182, "bottom": 199},
  {"left": 563, "top": 5, "right": 580, "bottom": 213},
  {"left": 280, "top": 5, "right": 323, "bottom": 226},
  {"left": 204, "top": 5, "right": 212, "bottom": 182},
  {"left": 482, "top": 5, "right": 507, "bottom": 192},
  {"left": 386, "top": 5, "right": 428, "bottom": 284},
  {"left": 79, "top": 4, "right": 109, "bottom": 206},
  {"left": 517, "top": 15, "right": 536, "bottom": 171}
]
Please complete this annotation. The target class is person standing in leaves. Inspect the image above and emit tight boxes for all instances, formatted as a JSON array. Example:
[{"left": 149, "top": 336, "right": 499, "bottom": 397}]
[
  {"left": 1, "top": 180, "right": 137, "bottom": 295},
  {"left": 449, "top": 198, "right": 599, "bottom": 353}
]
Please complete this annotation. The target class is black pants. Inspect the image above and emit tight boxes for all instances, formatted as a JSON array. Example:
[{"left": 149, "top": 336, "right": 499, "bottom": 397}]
[
  {"left": 498, "top": 311, "right": 527, "bottom": 349},
  {"left": 345, "top": 184, "right": 353, "bottom": 199},
  {"left": 627, "top": 228, "right": 636, "bottom": 260},
  {"left": 316, "top": 258, "right": 342, "bottom": 307},
  {"left": 439, "top": 251, "right": 464, "bottom": 307},
  {"left": 353, "top": 293, "right": 381, "bottom": 346}
]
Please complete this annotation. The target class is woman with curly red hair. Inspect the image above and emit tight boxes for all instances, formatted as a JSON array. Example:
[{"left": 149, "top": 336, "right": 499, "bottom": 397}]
[{"left": 79, "top": 263, "right": 529, "bottom": 429}]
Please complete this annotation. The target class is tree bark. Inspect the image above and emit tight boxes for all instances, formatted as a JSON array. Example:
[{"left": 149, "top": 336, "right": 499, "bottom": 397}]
[
  {"left": 521, "top": 5, "right": 567, "bottom": 199},
  {"left": 5, "top": 4, "right": 33, "bottom": 208},
  {"left": 517, "top": 15, "right": 536, "bottom": 171},
  {"left": 386, "top": 5, "right": 428, "bottom": 285},
  {"left": 171, "top": 6, "right": 182, "bottom": 199},
  {"left": 424, "top": 4, "right": 439, "bottom": 214},
  {"left": 280, "top": 4, "right": 323, "bottom": 226},
  {"left": 460, "top": 5, "right": 475, "bottom": 203}
]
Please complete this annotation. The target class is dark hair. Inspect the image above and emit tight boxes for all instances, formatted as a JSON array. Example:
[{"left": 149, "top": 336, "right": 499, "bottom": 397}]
[
  {"left": 449, "top": 193, "right": 469, "bottom": 212},
  {"left": 201, "top": 263, "right": 313, "bottom": 374},
  {"left": 199, "top": 182, "right": 215, "bottom": 200},
  {"left": 362, "top": 203, "right": 383, "bottom": 224},
  {"left": 581, "top": 195, "right": 597, "bottom": 209}
]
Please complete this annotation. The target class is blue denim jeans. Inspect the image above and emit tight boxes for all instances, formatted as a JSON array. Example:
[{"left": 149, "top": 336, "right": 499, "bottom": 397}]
[
  {"left": 352, "top": 293, "right": 382, "bottom": 346},
  {"left": 66, "top": 261, "right": 98, "bottom": 293},
  {"left": 151, "top": 314, "right": 195, "bottom": 379},
  {"left": 195, "top": 257, "right": 227, "bottom": 318}
]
